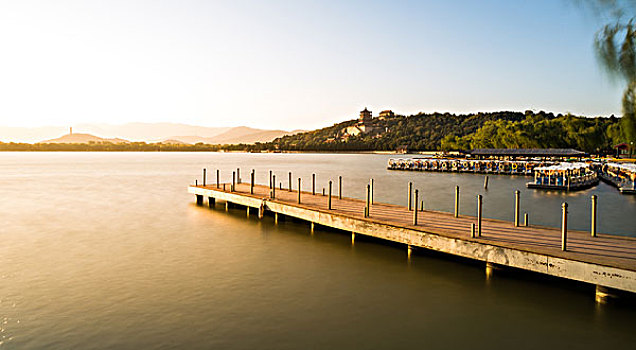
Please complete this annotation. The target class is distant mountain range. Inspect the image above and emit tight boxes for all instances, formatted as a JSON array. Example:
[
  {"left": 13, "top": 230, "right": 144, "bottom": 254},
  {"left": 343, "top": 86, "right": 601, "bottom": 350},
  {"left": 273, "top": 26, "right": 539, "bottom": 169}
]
[
  {"left": 0, "top": 123, "right": 304, "bottom": 144},
  {"left": 42, "top": 133, "right": 129, "bottom": 144}
]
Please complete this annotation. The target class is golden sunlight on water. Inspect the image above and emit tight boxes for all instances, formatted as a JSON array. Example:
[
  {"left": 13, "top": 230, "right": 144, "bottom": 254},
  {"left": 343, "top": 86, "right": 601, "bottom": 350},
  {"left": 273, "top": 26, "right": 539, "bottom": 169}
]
[{"left": 0, "top": 152, "right": 634, "bottom": 349}]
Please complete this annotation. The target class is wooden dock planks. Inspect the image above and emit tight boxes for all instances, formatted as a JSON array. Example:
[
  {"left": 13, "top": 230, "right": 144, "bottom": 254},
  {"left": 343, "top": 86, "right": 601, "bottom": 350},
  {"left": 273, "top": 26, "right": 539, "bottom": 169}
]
[{"left": 189, "top": 182, "right": 636, "bottom": 292}]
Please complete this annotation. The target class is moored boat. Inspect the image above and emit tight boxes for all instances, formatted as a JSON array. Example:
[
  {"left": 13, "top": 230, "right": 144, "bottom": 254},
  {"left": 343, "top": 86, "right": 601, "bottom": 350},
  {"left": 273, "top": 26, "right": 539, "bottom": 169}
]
[{"left": 527, "top": 162, "right": 598, "bottom": 191}]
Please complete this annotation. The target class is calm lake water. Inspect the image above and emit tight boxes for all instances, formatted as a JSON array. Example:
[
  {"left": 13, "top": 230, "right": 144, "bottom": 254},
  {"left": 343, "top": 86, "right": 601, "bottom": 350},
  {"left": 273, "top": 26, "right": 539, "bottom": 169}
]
[{"left": 0, "top": 152, "right": 634, "bottom": 349}]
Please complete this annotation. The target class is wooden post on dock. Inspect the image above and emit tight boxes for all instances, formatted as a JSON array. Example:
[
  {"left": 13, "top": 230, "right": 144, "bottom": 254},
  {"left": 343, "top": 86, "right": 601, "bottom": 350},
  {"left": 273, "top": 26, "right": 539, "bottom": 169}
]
[
  {"left": 370, "top": 178, "right": 374, "bottom": 204},
  {"left": 454, "top": 185, "right": 459, "bottom": 218},
  {"left": 471, "top": 223, "right": 476, "bottom": 238},
  {"left": 514, "top": 190, "right": 520, "bottom": 227},
  {"left": 203, "top": 168, "right": 206, "bottom": 186},
  {"left": 298, "top": 178, "right": 301, "bottom": 204},
  {"left": 562, "top": 202, "right": 568, "bottom": 251},
  {"left": 591, "top": 195, "right": 597, "bottom": 237},
  {"left": 195, "top": 179, "right": 198, "bottom": 186},
  {"left": 312, "top": 174, "right": 316, "bottom": 195},
  {"left": 216, "top": 169, "right": 220, "bottom": 188},
  {"left": 322, "top": 188, "right": 325, "bottom": 196},
  {"left": 237, "top": 168, "right": 241, "bottom": 184},
  {"left": 272, "top": 175, "right": 276, "bottom": 199},
  {"left": 365, "top": 184, "right": 370, "bottom": 217},
  {"left": 413, "top": 190, "right": 419, "bottom": 225},
  {"left": 196, "top": 194, "right": 203, "bottom": 206},
  {"left": 484, "top": 176, "right": 489, "bottom": 189},
  {"left": 328, "top": 181, "right": 332, "bottom": 209},
  {"left": 338, "top": 176, "right": 342, "bottom": 199},
  {"left": 477, "top": 194, "right": 483, "bottom": 237},
  {"left": 288, "top": 172, "right": 292, "bottom": 192},
  {"left": 269, "top": 170, "right": 272, "bottom": 189},
  {"left": 420, "top": 200, "right": 424, "bottom": 211},
  {"left": 408, "top": 182, "right": 413, "bottom": 211},
  {"left": 209, "top": 197, "right": 215, "bottom": 208},
  {"left": 250, "top": 170, "right": 255, "bottom": 194},
  {"left": 232, "top": 171, "right": 235, "bottom": 192},
  {"left": 524, "top": 213, "right": 528, "bottom": 227}
]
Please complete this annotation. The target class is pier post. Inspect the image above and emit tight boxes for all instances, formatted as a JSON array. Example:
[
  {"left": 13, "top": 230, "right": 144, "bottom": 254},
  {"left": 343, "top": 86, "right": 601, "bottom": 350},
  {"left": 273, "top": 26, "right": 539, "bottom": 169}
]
[
  {"left": 595, "top": 285, "right": 617, "bottom": 304},
  {"left": 420, "top": 200, "right": 424, "bottom": 211},
  {"left": 454, "top": 185, "right": 459, "bottom": 218},
  {"left": 237, "top": 168, "right": 241, "bottom": 184},
  {"left": 203, "top": 168, "right": 206, "bottom": 186},
  {"left": 477, "top": 194, "right": 483, "bottom": 237},
  {"left": 408, "top": 182, "right": 413, "bottom": 211},
  {"left": 338, "top": 176, "right": 342, "bottom": 199},
  {"left": 269, "top": 170, "right": 272, "bottom": 189},
  {"left": 232, "top": 171, "right": 236, "bottom": 192},
  {"left": 298, "top": 178, "right": 301, "bottom": 204},
  {"left": 591, "top": 195, "right": 597, "bottom": 237},
  {"left": 484, "top": 176, "right": 489, "bottom": 189},
  {"left": 289, "top": 172, "right": 292, "bottom": 192},
  {"left": 514, "top": 190, "right": 520, "bottom": 227},
  {"left": 196, "top": 195, "right": 203, "bottom": 206},
  {"left": 312, "top": 174, "right": 316, "bottom": 195},
  {"left": 272, "top": 175, "right": 276, "bottom": 199},
  {"left": 216, "top": 169, "right": 220, "bottom": 189},
  {"left": 485, "top": 262, "right": 497, "bottom": 279},
  {"left": 258, "top": 205, "right": 263, "bottom": 219},
  {"left": 471, "top": 223, "right": 476, "bottom": 238},
  {"left": 561, "top": 202, "right": 568, "bottom": 251},
  {"left": 524, "top": 213, "right": 528, "bottom": 227},
  {"left": 250, "top": 170, "right": 255, "bottom": 194},
  {"left": 328, "top": 181, "right": 333, "bottom": 209},
  {"left": 208, "top": 197, "right": 215, "bottom": 208},
  {"left": 413, "top": 190, "right": 419, "bottom": 225},
  {"left": 195, "top": 179, "right": 198, "bottom": 186},
  {"left": 365, "top": 184, "right": 370, "bottom": 217},
  {"left": 370, "top": 179, "right": 374, "bottom": 204},
  {"left": 322, "top": 188, "right": 325, "bottom": 196}
]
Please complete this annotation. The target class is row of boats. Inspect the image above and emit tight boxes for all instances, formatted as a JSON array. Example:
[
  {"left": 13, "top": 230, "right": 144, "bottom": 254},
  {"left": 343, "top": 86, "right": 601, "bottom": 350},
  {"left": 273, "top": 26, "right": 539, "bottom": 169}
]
[
  {"left": 387, "top": 158, "right": 635, "bottom": 194},
  {"left": 593, "top": 162, "right": 636, "bottom": 194},
  {"left": 387, "top": 158, "right": 554, "bottom": 175}
]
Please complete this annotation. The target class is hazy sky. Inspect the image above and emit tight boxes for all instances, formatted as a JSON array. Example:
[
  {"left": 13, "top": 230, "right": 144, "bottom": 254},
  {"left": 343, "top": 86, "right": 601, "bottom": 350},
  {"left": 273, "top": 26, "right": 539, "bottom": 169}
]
[{"left": 0, "top": 0, "right": 629, "bottom": 130}]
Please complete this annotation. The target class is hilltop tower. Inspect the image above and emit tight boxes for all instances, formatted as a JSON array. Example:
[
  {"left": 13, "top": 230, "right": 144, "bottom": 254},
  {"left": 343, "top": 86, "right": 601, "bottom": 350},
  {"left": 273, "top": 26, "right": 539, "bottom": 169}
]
[{"left": 359, "top": 108, "right": 372, "bottom": 123}]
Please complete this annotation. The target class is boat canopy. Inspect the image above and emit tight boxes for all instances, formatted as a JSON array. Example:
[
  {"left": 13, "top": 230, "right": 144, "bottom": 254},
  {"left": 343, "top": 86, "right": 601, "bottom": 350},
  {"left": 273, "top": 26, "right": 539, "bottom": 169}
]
[{"left": 535, "top": 162, "right": 590, "bottom": 172}]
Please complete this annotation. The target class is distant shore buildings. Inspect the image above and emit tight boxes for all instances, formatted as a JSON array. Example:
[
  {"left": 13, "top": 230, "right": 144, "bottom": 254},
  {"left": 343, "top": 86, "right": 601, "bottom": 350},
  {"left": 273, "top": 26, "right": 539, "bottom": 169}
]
[{"left": 342, "top": 107, "right": 392, "bottom": 138}]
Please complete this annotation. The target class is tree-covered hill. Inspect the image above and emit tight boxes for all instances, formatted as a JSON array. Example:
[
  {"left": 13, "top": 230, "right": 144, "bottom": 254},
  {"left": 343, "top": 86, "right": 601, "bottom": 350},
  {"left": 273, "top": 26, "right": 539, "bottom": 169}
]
[
  {"left": 441, "top": 113, "right": 622, "bottom": 153},
  {"left": 265, "top": 111, "right": 530, "bottom": 152},
  {"left": 257, "top": 110, "right": 622, "bottom": 153}
]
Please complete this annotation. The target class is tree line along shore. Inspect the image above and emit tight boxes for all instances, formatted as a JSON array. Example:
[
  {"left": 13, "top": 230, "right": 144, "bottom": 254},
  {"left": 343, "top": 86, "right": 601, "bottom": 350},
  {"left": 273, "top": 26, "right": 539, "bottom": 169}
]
[{"left": 1, "top": 110, "right": 633, "bottom": 154}]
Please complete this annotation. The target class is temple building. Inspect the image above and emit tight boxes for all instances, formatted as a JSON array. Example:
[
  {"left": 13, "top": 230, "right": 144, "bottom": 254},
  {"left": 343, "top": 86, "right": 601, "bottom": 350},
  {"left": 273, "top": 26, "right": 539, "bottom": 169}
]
[
  {"left": 378, "top": 110, "right": 394, "bottom": 119},
  {"left": 359, "top": 108, "right": 372, "bottom": 123}
]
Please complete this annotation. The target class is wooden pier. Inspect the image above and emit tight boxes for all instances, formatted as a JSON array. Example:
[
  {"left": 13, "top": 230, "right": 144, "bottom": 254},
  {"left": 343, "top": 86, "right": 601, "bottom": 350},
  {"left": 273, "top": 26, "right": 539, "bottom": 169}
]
[{"left": 189, "top": 180, "right": 636, "bottom": 300}]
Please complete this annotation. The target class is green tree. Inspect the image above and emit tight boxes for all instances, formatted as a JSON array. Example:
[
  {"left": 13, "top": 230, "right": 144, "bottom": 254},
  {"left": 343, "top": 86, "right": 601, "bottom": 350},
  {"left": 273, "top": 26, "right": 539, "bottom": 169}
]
[{"left": 592, "top": 1, "right": 636, "bottom": 153}]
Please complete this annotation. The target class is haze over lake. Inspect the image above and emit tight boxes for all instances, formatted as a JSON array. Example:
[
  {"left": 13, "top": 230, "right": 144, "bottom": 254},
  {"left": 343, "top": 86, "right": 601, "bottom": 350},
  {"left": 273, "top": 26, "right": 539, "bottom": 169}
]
[{"left": 1, "top": 152, "right": 634, "bottom": 349}]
